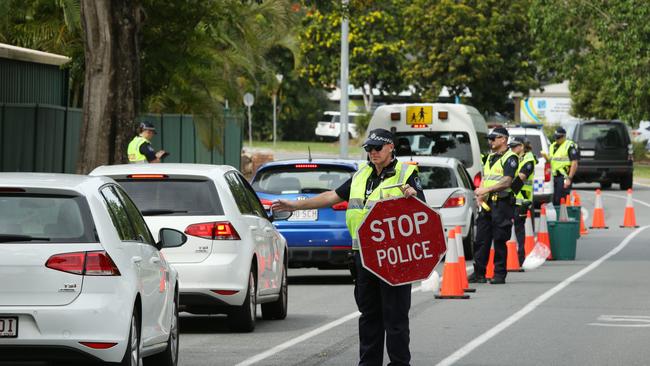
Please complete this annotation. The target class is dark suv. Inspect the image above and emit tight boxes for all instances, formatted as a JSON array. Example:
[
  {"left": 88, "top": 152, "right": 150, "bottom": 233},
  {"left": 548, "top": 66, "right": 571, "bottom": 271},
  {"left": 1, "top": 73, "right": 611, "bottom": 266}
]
[{"left": 563, "top": 120, "right": 633, "bottom": 190}]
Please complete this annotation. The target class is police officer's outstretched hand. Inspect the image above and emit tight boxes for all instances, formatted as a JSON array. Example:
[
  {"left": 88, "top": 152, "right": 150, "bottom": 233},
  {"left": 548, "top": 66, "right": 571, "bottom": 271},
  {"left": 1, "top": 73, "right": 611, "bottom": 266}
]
[
  {"left": 400, "top": 184, "right": 417, "bottom": 198},
  {"left": 271, "top": 199, "right": 297, "bottom": 212},
  {"left": 155, "top": 150, "right": 167, "bottom": 159}
]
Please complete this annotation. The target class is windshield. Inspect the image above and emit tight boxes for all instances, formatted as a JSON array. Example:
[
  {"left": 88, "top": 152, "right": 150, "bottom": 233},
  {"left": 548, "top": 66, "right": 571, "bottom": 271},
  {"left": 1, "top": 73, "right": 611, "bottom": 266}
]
[
  {"left": 0, "top": 194, "right": 96, "bottom": 243},
  {"left": 117, "top": 179, "right": 223, "bottom": 216},
  {"left": 395, "top": 132, "right": 473, "bottom": 167},
  {"left": 417, "top": 166, "right": 457, "bottom": 189},
  {"left": 252, "top": 165, "right": 355, "bottom": 194}
]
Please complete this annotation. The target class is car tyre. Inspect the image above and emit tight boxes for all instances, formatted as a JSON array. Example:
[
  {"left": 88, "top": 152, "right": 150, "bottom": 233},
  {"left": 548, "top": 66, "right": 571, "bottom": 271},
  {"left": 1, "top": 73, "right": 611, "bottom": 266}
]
[
  {"left": 144, "top": 290, "right": 179, "bottom": 366},
  {"left": 620, "top": 174, "right": 633, "bottom": 190},
  {"left": 600, "top": 182, "right": 612, "bottom": 190},
  {"left": 119, "top": 310, "right": 141, "bottom": 366},
  {"left": 228, "top": 270, "right": 256, "bottom": 332},
  {"left": 261, "top": 264, "right": 288, "bottom": 320}
]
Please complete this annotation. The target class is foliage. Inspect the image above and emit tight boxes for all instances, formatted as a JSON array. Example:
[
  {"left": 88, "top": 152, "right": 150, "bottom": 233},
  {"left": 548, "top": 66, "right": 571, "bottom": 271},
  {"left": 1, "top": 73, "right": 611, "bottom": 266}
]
[
  {"left": 354, "top": 112, "right": 371, "bottom": 137},
  {"left": 633, "top": 140, "right": 648, "bottom": 162},
  {"left": 403, "top": 0, "right": 538, "bottom": 115},
  {"left": 529, "top": 0, "right": 650, "bottom": 125},
  {"left": 299, "top": 0, "right": 409, "bottom": 111}
]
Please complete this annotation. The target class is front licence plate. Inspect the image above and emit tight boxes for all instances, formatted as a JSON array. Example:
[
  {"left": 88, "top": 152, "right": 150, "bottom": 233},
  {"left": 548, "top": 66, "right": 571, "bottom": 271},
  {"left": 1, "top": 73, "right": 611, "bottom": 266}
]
[
  {"left": 289, "top": 209, "right": 318, "bottom": 221},
  {"left": 0, "top": 317, "right": 18, "bottom": 338}
]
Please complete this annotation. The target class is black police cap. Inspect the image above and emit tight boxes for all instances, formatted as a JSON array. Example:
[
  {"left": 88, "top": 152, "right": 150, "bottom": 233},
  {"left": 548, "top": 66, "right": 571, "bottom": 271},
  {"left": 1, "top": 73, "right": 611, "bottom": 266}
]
[
  {"left": 363, "top": 128, "right": 394, "bottom": 146},
  {"left": 488, "top": 126, "right": 509, "bottom": 139}
]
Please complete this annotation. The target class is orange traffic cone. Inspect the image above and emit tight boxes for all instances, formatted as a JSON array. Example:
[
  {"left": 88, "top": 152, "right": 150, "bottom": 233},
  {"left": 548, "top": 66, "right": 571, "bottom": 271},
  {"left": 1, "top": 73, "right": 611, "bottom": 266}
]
[
  {"left": 590, "top": 189, "right": 608, "bottom": 229},
  {"left": 573, "top": 192, "right": 588, "bottom": 235},
  {"left": 485, "top": 243, "right": 495, "bottom": 279},
  {"left": 559, "top": 197, "right": 569, "bottom": 221},
  {"left": 566, "top": 194, "right": 572, "bottom": 206},
  {"left": 538, "top": 204, "right": 552, "bottom": 259},
  {"left": 435, "top": 229, "right": 470, "bottom": 299},
  {"left": 620, "top": 189, "right": 639, "bottom": 228},
  {"left": 454, "top": 226, "right": 475, "bottom": 293},
  {"left": 524, "top": 210, "right": 535, "bottom": 257},
  {"left": 506, "top": 226, "right": 524, "bottom": 272}
]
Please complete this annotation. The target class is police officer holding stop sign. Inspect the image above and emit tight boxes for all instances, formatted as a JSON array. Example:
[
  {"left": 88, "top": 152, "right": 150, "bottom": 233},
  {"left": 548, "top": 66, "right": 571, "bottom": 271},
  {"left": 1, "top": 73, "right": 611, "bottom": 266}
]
[
  {"left": 470, "top": 127, "right": 519, "bottom": 285},
  {"left": 272, "top": 128, "right": 425, "bottom": 366}
]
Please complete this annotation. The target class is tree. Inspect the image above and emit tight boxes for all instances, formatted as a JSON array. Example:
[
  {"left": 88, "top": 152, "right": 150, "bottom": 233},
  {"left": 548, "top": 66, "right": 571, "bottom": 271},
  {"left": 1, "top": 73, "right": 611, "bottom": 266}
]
[
  {"left": 530, "top": 0, "right": 650, "bottom": 125},
  {"left": 403, "top": 0, "right": 538, "bottom": 115},
  {"left": 300, "top": 0, "right": 409, "bottom": 112},
  {"left": 76, "top": 0, "right": 141, "bottom": 173}
]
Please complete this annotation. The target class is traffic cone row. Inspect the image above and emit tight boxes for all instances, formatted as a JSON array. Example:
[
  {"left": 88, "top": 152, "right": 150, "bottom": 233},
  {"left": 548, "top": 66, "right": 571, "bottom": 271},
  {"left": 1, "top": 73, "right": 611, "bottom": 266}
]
[
  {"left": 435, "top": 229, "right": 470, "bottom": 299},
  {"left": 590, "top": 189, "right": 608, "bottom": 229}
]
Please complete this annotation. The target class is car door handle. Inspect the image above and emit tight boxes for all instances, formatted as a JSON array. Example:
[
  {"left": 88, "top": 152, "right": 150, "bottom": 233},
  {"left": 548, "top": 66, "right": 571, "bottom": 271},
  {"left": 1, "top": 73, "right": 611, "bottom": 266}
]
[
  {"left": 150, "top": 257, "right": 161, "bottom": 264},
  {"left": 132, "top": 256, "right": 142, "bottom": 264}
]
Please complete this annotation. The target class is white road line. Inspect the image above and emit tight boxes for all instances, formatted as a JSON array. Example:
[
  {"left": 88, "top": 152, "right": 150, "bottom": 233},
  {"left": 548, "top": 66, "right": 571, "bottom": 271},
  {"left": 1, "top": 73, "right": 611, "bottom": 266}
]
[
  {"left": 583, "top": 189, "right": 650, "bottom": 209},
  {"left": 236, "top": 265, "right": 473, "bottom": 366},
  {"left": 435, "top": 225, "right": 649, "bottom": 366}
]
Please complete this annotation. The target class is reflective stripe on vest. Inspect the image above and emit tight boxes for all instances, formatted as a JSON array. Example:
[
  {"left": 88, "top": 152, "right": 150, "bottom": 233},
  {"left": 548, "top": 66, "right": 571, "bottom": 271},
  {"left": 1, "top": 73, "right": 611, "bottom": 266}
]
[
  {"left": 516, "top": 151, "right": 537, "bottom": 205},
  {"left": 345, "top": 161, "right": 416, "bottom": 250},
  {"left": 482, "top": 149, "right": 518, "bottom": 194},
  {"left": 549, "top": 140, "right": 575, "bottom": 176},
  {"left": 127, "top": 136, "right": 148, "bottom": 163}
]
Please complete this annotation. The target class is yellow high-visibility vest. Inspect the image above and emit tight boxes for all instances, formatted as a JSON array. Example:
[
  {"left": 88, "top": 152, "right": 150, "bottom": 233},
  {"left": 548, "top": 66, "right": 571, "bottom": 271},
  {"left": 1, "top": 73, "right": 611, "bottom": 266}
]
[
  {"left": 127, "top": 136, "right": 148, "bottom": 163},
  {"left": 515, "top": 151, "right": 537, "bottom": 205},
  {"left": 346, "top": 161, "right": 416, "bottom": 250},
  {"left": 482, "top": 150, "right": 518, "bottom": 195},
  {"left": 549, "top": 139, "right": 576, "bottom": 177}
]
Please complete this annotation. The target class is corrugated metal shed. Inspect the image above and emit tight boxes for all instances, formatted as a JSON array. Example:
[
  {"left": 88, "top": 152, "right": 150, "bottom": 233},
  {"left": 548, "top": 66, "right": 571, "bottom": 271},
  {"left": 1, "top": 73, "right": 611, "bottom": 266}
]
[{"left": 0, "top": 43, "right": 70, "bottom": 106}]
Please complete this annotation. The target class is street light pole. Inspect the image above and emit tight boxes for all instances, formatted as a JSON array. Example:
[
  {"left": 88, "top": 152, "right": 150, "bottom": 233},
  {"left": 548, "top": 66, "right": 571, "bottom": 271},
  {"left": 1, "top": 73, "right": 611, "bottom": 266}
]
[
  {"left": 273, "top": 73, "right": 283, "bottom": 148},
  {"left": 339, "top": 0, "right": 350, "bottom": 159}
]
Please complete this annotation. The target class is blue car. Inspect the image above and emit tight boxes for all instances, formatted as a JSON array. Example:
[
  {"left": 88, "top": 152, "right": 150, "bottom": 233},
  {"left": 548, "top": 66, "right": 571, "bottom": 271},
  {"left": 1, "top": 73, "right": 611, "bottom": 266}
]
[{"left": 251, "top": 159, "right": 359, "bottom": 269}]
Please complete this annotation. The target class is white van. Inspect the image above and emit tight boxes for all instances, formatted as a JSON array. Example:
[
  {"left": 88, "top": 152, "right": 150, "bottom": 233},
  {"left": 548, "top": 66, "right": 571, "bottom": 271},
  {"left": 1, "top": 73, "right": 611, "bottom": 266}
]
[
  {"left": 506, "top": 127, "right": 554, "bottom": 207},
  {"left": 314, "top": 111, "right": 364, "bottom": 140},
  {"left": 366, "top": 103, "right": 489, "bottom": 186}
]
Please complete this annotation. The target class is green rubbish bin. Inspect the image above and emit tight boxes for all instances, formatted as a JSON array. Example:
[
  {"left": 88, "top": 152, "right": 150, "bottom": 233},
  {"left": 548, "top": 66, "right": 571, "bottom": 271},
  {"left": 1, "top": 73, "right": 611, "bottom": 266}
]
[
  {"left": 555, "top": 206, "right": 582, "bottom": 238},
  {"left": 548, "top": 220, "right": 579, "bottom": 260}
]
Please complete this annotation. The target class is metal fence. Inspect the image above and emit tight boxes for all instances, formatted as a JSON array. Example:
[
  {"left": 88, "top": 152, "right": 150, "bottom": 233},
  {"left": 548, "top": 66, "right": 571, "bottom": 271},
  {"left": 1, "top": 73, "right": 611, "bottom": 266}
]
[{"left": 0, "top": 103, "right": 242, "bottom": 173}]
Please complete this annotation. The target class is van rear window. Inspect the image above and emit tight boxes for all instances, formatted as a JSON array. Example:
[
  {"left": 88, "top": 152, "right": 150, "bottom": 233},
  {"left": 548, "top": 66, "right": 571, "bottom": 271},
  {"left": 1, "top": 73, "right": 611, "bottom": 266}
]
[
  {"left": 578, "top": 123, "right": 627, "bottom": 148},
  {"left": 117, "top": 179, "right": 223, "bottom": 216},
  {"left": 395, "top": 132, "right": 473, "bottom": 167},
  {"left": 511, "top": 134, "right": 543, "bottom": 156},
  {"left": 0, "top": 194, "right": 96, "bottom": 243},
  {"left": 417, "top": 167, "right": 457, "bottom": 189}
]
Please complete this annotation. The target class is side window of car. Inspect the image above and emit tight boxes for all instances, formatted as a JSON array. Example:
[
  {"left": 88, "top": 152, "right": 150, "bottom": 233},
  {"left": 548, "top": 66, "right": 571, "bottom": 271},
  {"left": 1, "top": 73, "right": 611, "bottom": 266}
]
[
  {"left": 113, "top": 186, "right": 156, "bottom": 245},
  {"left": 237, "top": 173, "right": 268, "bottom": 218},
  {"left": 101, "top": 186, "right": 137, "bottom": 241},
  {"left": 225, "top": 172, "right": 253, "bottom": 215},
  {"left": 456, "top": 164, "right": 471, "bottom": 189}
]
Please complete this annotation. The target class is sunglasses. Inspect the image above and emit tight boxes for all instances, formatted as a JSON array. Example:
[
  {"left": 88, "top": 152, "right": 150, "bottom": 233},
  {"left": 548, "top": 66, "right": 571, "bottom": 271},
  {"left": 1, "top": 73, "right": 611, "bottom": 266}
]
[
  {"left": 363, "top": 145, "right": 384, "bottom": 152},
  {"left": 487, "top": 135, "right": 505, "bottom": 141}
]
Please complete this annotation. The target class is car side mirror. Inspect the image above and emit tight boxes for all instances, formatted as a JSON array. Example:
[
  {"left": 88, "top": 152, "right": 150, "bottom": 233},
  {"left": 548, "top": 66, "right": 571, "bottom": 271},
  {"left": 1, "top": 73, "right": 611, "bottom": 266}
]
[
  {"left": 157, "top": 228, "right": 187, "bottom": 249},
  {"left": 271, "top": 209, "right": 292, "bottom": 221}
]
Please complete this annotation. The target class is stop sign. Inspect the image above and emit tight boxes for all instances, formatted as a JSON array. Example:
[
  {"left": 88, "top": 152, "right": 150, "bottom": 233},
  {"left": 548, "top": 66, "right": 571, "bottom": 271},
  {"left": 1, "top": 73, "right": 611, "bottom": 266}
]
[{"left": 357, "top": 196, "right": 446, "bottom": 286}]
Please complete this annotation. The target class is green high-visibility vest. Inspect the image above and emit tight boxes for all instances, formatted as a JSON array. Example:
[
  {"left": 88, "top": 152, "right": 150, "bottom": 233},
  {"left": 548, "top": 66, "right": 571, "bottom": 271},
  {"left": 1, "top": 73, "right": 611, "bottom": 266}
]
[
  {"left": 346, "top": 161, "right": 416, "bottom": 250},
  {"left": 127, "top": 136, "right": 149, "bottom": 163},
  {"left": 515, "top": 151, "right": 537, "bottom": 205},
  {"left": 482, "top": 149, "right": 518, "bottom": 195},
  {"left": 549, "top": 139, "right": 576, "bottom": 177}
]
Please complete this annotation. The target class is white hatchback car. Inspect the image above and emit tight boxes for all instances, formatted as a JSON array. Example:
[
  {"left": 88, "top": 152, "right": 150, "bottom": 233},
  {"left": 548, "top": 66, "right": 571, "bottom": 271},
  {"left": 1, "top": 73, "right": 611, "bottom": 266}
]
[
  {"left": 400, "top": 157, "right": 477, "bottom": 258},
  {"left": 91, "top": 164, "right": 289, "bottom": 332},
  {"left": 0, "top": 173, "right": 186, "bottom": 365}
]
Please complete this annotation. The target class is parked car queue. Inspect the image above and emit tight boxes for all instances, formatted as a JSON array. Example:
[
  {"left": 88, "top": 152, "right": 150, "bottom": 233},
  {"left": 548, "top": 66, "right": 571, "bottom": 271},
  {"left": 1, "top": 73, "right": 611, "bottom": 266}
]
[{"left": 0, "top": 164, "right": 290, "bottom": 366}]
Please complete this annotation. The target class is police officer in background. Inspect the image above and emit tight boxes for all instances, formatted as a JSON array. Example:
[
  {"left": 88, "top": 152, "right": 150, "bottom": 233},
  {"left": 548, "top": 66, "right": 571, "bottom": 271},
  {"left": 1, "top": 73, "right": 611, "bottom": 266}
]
[
  {"left": 127, "top": 121, "right": 167, "bottom": 163},
  {"left": 272, "top": 128, "right": 425, "bottom": 366},
  {"left": 541, "top": 127, "right": 579, "bottom": 205},
  {"left": 470, "top": 127, "right": 519, "bottom": 285},
  {"left": 509, "top": 137, "right": 537, "bottom": 265}
]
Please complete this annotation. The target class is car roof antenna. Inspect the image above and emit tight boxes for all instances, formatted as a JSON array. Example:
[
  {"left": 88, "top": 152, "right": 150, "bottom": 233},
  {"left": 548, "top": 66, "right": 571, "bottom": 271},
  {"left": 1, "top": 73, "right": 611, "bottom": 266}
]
[{"left": 308, "top": 146, "right": 312, "bottom": 162}]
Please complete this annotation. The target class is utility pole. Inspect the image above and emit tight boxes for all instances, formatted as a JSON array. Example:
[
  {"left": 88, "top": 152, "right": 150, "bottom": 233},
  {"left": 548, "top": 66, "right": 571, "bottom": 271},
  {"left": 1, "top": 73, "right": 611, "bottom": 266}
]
[
  {"left": 273, "top": 73, "right": 283, "bottom": 148},
  {"left": 339, "top": 0, "right": 350, "bottom": 159}
]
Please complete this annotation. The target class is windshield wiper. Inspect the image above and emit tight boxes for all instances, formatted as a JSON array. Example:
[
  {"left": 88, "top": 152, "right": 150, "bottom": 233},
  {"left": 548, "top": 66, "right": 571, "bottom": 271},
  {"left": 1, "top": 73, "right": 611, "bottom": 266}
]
[
  {"left": 140, "top": 209, "right": 189, "bottom": 216},
  {"left": 0, "top": 234, "right": 51, "bottom": 243}
]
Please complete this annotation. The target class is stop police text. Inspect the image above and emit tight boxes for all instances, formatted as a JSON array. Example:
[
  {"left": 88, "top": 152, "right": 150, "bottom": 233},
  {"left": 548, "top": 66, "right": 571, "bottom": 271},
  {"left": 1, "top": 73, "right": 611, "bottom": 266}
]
[{"left": 369, "top": 212, "right": 434, "bottom": 267}]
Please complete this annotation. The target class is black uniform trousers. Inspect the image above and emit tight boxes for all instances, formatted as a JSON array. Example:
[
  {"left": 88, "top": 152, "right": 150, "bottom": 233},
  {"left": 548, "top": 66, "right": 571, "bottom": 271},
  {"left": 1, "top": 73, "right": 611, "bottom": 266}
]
[
  {"left": 514, "top": 205, "right": 534, "bottom": 266},
  {"left": 553, "top": 175, "right": 573, "bottom": 206},
  {"left": 474, "top": 198, "right": 514, "bottom": 280},
  {"left": 354, "top": 251, "right": 411, "bottom": 366}
]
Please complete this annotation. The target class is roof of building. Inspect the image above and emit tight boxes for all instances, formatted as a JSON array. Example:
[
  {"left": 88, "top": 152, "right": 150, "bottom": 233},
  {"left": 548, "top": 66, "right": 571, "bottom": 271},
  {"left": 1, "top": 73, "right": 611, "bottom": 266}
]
[{"left": 0, "top": 43, "right": 71, "bottom": 66}]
